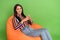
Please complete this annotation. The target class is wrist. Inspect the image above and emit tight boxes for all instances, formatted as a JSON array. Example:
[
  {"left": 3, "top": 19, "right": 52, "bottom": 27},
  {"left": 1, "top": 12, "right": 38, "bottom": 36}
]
[{"left": 20, "top": 21, "right": 24, "bottom": 24}]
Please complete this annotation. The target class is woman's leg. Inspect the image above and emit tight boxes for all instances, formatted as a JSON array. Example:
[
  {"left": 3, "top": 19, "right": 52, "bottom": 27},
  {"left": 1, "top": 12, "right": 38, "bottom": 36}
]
[
  {"left": 40, "top": 31, "right": 48, "bottom": 40},
  {"left": 21, "top": 26, "right": 52, "bottom": 40},
  {"left": 27, "top": 29, "right": 48, "bottom": 40},
  {"left": 41, "top": 29, "right": 52, "bottom": 40}
]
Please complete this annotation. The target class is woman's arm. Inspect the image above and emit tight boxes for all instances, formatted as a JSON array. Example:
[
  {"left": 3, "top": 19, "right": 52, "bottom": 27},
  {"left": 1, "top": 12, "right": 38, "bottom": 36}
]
[
  {"left": 26, "top": 16, "right": 33, "bottom": 23},
  {"left": 12, "top": 17, "right": 19, "bottom": 30},
  {"left": 12, "top": 16, "right": 32, "bottom": 30},
  {"left": 12, "top": 17, "right": 24, "bottom": 30}
]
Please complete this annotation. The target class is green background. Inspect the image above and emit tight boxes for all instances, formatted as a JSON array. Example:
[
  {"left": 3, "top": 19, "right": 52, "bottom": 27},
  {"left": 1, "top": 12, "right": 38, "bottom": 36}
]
[{"left": 0, "top": 0, "right": 60, "bottom": 40}]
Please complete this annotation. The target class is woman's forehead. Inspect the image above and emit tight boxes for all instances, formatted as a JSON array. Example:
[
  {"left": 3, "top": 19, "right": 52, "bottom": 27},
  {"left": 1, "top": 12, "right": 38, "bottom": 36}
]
[{"left": 17, "top": 6, "right": 21, "bottom": 8}]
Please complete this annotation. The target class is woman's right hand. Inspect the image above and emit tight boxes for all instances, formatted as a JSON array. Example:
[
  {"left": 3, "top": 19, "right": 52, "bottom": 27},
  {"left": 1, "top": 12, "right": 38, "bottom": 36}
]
[{"left": 20, "top": 16, "right": 30, "bottom": 24}]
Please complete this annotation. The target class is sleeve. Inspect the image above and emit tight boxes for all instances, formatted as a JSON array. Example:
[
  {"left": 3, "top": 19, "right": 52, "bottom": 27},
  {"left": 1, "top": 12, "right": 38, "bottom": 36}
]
[
  {"left": 12, "top": 17, "right": 24, "bottom": 30},
  {"left": 12, "top": 18, "right": 19, "bottom": 30}
]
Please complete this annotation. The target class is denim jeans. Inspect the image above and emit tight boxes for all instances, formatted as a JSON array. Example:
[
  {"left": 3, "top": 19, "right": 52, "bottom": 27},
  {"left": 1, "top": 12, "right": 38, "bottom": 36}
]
[{"left": 20, "top": 26, "right": 52, "bottom": 40}]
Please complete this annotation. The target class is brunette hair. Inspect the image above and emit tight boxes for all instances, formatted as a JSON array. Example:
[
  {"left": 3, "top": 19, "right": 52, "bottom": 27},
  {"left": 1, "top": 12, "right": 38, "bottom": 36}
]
[{"left": 14, "top": 4, "right": 32, "bottom": 25}]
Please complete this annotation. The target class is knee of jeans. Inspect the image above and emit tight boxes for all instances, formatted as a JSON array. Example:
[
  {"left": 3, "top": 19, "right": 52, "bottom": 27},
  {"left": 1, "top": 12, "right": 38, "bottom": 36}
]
[{"left": 42, "top": 28, "right": 48, "bottom": 32}]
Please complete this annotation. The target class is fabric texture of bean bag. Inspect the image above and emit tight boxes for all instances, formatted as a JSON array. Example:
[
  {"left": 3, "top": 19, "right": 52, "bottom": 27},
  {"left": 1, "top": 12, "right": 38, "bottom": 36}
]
[{"left": 6, "top": 16, "right": 42, "bottom": 40}]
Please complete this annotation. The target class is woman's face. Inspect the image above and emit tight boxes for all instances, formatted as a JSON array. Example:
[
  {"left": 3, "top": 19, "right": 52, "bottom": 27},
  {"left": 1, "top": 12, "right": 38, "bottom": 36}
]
[{"left": 16, "top": 6, "right": 22, "bottom": 15}]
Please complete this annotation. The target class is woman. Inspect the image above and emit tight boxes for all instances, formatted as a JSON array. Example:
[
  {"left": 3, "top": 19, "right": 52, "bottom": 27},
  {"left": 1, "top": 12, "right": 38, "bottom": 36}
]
[{"left": 12, "top": 4, "right": 52, "bottom": 40}]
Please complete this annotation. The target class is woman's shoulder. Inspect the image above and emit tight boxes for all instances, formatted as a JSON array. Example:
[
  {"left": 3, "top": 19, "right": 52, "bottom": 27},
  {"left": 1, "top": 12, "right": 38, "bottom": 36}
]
[{"left": 12, "top": 16, "right": 17, "bottom": 22}]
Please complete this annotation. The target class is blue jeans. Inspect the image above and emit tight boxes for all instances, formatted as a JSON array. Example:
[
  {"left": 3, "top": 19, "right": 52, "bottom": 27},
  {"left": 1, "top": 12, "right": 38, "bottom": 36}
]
[{"left": 20, "top": 26, "right": 52, "bottom": 40}]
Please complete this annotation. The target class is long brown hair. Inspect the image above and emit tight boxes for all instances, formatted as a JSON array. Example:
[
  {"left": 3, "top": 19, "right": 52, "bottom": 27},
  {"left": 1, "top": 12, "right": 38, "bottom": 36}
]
[{"left": 14, "top": 4, "right": 32, "bottom": 25}]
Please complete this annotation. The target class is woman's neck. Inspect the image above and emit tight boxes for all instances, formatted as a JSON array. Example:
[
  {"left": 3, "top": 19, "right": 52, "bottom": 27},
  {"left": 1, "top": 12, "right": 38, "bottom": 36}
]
[{"left": 17, "top": 14, "right": 24, "bottom": 20}]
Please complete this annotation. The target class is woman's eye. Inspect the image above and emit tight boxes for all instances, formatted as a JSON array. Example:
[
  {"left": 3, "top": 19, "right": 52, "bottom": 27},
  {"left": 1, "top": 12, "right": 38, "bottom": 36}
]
[{"left": 17, "top": 8, "right": 19, "bottom": 10}]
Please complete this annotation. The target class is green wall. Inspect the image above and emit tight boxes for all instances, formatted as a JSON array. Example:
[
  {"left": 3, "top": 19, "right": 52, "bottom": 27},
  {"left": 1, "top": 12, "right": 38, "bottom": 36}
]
[{"left": 0, "top": 0, "right": 60, "bottom": 40}]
